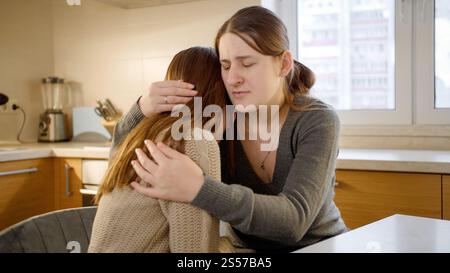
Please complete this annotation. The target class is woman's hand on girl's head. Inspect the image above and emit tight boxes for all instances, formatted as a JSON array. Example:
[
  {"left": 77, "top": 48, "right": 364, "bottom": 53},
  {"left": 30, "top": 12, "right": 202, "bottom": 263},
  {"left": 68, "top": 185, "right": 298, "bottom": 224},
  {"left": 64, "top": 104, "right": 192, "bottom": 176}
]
[
  {"left": 139, "top": 80, "right": 198, "bottom": 117},
  {"left": 130, "top": 140, "right": 205, "bottom": 203}
]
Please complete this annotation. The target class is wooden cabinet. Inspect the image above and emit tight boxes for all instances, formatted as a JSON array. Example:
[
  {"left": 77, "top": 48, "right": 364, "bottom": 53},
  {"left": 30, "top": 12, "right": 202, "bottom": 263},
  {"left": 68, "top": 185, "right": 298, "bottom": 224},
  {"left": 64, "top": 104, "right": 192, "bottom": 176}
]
[
  {"left": 54, "top": 158, "right": 82, "bottom": 210},
  {"left": 334, "top": 170, "right": 442, "bottom": 229},
  {"left": 0, "top": 159, "right": 54, "bottom": 230},
  {"left": 444, "top": 175, "right": 450, "bottom": 220},
  {"left": 0, "top": 157, "right": 83, "bottom": 230}
]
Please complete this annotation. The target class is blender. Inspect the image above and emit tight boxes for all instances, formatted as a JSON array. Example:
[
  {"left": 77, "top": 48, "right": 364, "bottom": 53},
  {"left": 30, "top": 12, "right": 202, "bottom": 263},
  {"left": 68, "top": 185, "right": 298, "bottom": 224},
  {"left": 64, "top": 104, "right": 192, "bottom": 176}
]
[{"left": 38, "top": 77, "right": 71, "bottom": 142}]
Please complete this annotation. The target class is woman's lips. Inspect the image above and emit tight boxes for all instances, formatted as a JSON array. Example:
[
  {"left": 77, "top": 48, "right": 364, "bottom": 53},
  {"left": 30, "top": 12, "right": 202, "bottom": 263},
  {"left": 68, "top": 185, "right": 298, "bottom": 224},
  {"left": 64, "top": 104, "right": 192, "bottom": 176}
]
[{"left": 231, "top": 91, "right": 250, "bottom": 98}]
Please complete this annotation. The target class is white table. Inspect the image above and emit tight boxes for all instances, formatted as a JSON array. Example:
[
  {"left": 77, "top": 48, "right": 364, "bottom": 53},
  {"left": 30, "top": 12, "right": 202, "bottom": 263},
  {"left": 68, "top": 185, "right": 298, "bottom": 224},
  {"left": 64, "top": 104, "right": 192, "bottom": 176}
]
[{"left": 295, "top": 214, "right": 450, "bottom": 253}]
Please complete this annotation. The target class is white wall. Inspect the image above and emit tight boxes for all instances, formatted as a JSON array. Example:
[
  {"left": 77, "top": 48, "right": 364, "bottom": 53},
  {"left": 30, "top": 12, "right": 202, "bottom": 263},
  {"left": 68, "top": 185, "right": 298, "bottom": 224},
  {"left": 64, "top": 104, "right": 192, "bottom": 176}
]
[
  {"left": 52, "top": 0, "right": 259, "bottom": 116},
  {"left": 0, "top": 0, "right": 54, "bottom": 141}
]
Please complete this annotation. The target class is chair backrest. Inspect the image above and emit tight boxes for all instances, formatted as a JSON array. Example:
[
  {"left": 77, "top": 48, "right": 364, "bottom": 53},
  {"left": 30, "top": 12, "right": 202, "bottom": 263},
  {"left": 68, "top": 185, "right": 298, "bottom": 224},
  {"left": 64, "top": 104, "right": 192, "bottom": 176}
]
[{"left": 0, "top": 206, "right": 97, "bottom": 253}]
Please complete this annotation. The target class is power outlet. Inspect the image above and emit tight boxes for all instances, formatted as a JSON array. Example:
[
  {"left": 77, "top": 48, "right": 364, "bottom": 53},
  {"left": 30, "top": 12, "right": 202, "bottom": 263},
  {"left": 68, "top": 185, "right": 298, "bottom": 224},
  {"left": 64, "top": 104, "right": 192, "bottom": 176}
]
[{"left": 0, "top": 99, "right": 19, "bottom": 114}]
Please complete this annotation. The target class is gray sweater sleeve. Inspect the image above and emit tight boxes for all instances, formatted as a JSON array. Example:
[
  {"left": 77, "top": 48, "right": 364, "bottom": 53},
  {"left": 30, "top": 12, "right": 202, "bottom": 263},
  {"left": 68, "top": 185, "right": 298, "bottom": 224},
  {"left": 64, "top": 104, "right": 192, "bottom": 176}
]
[
  {"left": 191, "top": 109, "right": 340, "bottom": 245},
  {"left": 109, "top": 98, "right": 145, "bottom": 160}
]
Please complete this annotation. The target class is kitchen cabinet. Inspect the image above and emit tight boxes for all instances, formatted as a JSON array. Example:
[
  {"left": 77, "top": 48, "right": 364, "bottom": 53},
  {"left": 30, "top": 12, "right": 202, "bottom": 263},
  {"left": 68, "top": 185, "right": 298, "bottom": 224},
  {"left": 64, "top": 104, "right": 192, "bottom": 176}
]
[
  {"left": 0, "top": 159, "right": 54, "bottom": 230},
  {"left": 54, "top": 158, "right": 82, "bottom": 210},
  {"left": 443, "top": 175, "right": 450, "bottom": 220},
  {"left": 334, "top": 170, "right": 442, "bottom": 229}
]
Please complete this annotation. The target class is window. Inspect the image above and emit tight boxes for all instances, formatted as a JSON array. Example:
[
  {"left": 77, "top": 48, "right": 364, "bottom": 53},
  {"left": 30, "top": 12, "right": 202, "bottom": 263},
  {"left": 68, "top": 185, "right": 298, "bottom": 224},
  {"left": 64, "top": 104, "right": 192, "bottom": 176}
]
[
  {"left": 435, "top": 0, "right": 450, "bottom": 109},
  {"left": 415, "top": 0, "right": 450, "bottom": 124},
  {"left": 264, "top": 0, "right": 450, "bottom": 126},
  {"left": 298, "top": 0, "right": 395, "bottom": 111}
]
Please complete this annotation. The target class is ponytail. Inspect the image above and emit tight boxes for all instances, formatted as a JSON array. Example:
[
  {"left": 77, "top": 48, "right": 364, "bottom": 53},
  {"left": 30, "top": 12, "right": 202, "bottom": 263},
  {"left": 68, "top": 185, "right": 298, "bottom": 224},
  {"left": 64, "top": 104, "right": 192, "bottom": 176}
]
[
  {"left": 288, "top": 60, "right": 316, "bottom": 95},
  {"left": 283, "top": 60, "right": 318, "bottom": 112}
]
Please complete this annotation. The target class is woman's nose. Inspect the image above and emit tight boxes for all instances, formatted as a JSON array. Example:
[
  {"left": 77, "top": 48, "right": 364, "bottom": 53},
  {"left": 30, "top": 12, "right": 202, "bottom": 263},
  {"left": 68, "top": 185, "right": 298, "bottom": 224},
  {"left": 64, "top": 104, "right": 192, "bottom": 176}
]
[{"left": 226, "top": 67, "right": 243, "bottom": 87}]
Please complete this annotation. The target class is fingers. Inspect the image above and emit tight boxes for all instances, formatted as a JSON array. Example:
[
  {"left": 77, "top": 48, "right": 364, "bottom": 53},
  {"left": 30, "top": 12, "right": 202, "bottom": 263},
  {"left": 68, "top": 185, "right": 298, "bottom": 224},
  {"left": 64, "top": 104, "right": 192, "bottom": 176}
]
[
  {"left": 130, "top": 181, "right": 159, "bottom": 199},
  {"left": 135, "top": 148, "right": 158, "bottom": 174},
  {"left": 154, "top": 95, "right": 193, "bottom": 113},
  {"left": 158, "top": 88, "right": 198, "bottom": 97},
  {"left": 152, "top": 80, "right": 197, "bottom": 97},
  {"left": 143, "top": 80, "right": 197, "bottom": 115},
  {"left": 155, "top": 104, "right": 179, "bottom": 113},
  {"left": 154, "top": 80, "right": 195, "bottom": 89},
  {"left": 144, "top": 140, "right": 169, "bottom": 163},
  {"left": 156, "top": 142, "right": 184, "bottom": 160},
  {"left": 131, "top": 160, "right": 155, "bottom": 185},
  {"left": 159, "top": 95, "right": 193, "bottom": 105}
]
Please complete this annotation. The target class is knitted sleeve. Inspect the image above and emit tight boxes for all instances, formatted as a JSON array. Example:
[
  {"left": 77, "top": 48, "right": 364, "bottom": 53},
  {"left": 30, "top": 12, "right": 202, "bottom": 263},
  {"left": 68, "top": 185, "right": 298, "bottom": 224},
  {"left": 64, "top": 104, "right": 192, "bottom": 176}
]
[
  {"left": 159, "top": 129, "right": 221, "bottom": 253},
  {"left": 110, "top": 100, "right": 144, "bottom": 157}
]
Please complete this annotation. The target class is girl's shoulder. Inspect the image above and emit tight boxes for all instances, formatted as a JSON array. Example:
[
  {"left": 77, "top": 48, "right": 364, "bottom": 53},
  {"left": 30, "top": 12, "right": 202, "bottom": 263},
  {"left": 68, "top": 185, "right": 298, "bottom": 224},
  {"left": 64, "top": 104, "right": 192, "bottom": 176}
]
[
  {"left": 184, "top": 128, "right": 221, "bottom": 181},
  {"left": 183, "top": 128, "right": 220, "bottom": 157}
]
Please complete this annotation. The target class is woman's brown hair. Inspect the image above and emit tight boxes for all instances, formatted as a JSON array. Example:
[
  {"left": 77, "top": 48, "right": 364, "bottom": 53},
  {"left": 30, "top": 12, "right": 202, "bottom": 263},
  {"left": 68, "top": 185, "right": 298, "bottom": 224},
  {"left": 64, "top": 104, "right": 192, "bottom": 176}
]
[
  {"left": 214, "top": 6, "right": 316, "bottom": 110},
  {"left": 95, "top": 47, "right": 227, "bottom": 203}
]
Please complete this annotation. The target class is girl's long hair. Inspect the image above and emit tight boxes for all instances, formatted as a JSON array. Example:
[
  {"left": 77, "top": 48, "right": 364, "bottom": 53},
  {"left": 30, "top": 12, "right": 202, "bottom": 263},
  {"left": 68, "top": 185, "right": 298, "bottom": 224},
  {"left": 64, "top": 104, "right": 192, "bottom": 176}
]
[{"left": 95, "top": 47, "right": 227, "bottom": 203}]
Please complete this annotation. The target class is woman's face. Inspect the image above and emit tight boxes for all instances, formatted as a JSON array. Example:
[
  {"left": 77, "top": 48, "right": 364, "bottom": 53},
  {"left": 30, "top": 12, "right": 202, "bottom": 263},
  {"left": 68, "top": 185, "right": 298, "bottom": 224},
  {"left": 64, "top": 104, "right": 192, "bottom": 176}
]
[{"left": 218, "top": 33, "right": 286, "bottom": 111}]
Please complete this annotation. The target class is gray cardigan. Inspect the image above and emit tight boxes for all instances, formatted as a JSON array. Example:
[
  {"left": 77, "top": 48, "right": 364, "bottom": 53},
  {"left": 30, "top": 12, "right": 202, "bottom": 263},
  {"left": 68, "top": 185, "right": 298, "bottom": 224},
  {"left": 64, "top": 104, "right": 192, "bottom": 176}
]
[{"left": 111, "top": 96, "right": 347, "bottom": 252}]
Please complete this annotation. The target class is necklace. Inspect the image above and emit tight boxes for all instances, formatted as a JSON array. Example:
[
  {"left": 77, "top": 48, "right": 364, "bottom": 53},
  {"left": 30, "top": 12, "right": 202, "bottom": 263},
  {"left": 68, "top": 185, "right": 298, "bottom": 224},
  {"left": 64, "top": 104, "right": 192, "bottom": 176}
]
[
  {"left": 257, "top": 104, "right": 289, "bottom": 171},
  {"left": 260, "top": 151, "right": 272, "bottom": 170}
]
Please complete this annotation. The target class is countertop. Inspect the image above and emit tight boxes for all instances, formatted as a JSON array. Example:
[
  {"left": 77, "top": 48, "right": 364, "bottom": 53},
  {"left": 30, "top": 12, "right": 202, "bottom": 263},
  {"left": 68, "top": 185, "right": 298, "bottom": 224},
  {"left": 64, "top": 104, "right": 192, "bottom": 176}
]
[
  {"left": 337, "top": 148, "right": 450, "bottom": 174},
  {"left": 0, "top": 142, "right": 111, "bottom": 162},
  {"left": 294, "top": 214, "right": 450, "bottom": 253},
  {"left": 0, "top": 142, "right": 449, "bottom": 173}
]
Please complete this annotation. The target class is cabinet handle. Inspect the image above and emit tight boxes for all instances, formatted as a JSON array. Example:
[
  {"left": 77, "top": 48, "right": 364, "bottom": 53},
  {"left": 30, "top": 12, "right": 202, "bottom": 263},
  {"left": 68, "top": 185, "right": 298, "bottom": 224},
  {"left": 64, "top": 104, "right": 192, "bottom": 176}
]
[
  {"left": 0, "top": 167, "right": 38, "bottom": 177},
  {"left": 64, "top": 163, "right": 73, "bottom": 197},
  {"left": 80, "top": 189, "right": 97, "bottom": 195},
  {"left": 334, "top": 180, "right": 342, "bottom": 187}
]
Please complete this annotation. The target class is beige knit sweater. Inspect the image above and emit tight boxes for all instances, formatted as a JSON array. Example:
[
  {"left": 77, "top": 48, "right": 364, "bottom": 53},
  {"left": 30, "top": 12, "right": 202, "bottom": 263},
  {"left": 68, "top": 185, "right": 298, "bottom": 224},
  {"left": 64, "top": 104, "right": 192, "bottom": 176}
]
[{"left": 88, "top": 129, "right": 222, "bottom": 253}]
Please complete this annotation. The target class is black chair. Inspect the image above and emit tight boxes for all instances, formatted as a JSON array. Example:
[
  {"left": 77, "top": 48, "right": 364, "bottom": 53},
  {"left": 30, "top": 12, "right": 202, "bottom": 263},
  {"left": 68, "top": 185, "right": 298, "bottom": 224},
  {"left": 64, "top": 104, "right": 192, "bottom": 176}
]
[
  {"left": 0, "top": 206, "right": 97, "bottom": 253},
  {"left": 0, "top": 206, "right": 256, "bottom": 253}
]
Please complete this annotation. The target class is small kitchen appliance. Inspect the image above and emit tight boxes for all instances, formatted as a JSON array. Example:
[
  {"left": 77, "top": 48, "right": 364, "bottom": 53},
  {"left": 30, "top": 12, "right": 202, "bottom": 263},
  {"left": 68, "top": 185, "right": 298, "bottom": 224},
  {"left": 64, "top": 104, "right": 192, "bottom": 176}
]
[{"left": 38, "top": 77, "right": 71, "bottom": 142}]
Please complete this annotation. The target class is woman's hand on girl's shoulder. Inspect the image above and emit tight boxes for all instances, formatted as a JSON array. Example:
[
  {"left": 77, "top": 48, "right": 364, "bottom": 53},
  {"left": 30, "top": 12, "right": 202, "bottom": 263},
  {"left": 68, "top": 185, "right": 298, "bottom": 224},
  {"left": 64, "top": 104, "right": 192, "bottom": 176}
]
[{"left": 130, "top": 140, "right": 205, "bottom": 203}]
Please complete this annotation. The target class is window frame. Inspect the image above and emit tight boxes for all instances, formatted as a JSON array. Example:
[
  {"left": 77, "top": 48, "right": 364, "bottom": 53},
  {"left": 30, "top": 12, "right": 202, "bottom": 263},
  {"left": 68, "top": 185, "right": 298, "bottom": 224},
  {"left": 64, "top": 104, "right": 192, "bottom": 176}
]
[
  {"left": 264, "top": 0, "right": 450, "bottom": 128},
  {"left": 414, "top": 0, "right": 450, "bottom": 124}
]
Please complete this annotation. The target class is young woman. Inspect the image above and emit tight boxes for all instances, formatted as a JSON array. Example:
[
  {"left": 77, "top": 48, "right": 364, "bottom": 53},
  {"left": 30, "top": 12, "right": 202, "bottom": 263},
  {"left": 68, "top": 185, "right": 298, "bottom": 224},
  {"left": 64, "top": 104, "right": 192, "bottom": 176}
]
[
  {"left": 121, "top": 6, "right": 348, "bottom": 252},
  {"left": 88, "top": 47, "right": 229, "bottom": 253}
]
